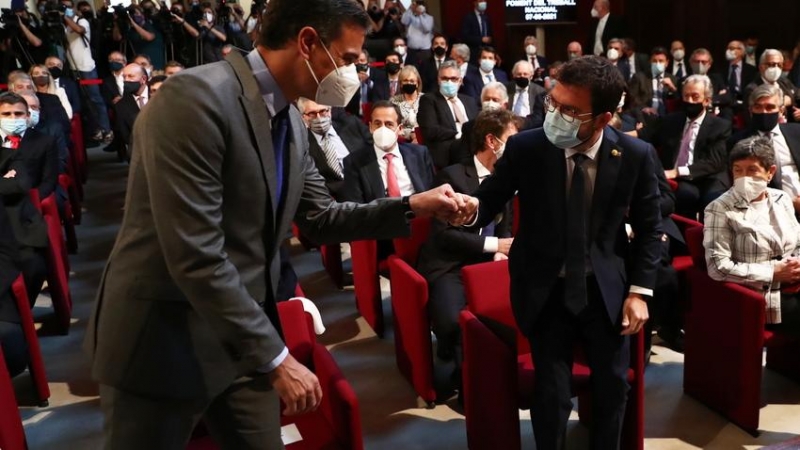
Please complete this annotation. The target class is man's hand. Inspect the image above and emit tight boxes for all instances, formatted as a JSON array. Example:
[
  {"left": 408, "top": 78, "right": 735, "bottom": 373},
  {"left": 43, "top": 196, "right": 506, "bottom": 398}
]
[
  {"left": 642, "top": 107, "right": 658, "bottom": 116},
  {"left": 268, "top": 354, "right": 323, "bottom": 416},
  {"left": 792, "top": 106, "right": 800, "bottom": 122},
  {"left": 448, "top": 193, "right": 479, "bottom": 226},
  {"left": 408, "top": 184, "right": 459, "bottom": 220},
  {"left": 481, "top": 36, "right": 491, "bottom": 44},
  {"left": 620, "top": 294, "right": 649, "bottom": 336},
  {"left": 662, "top": 77, "right": 676, "bottom": 92},
  {"left": 793, "top": 196, "right": 800, "bottom": 213},
  {"left": 357, "top": 71, "right": 369, "bottom": 83},
  {"left": 493, "top": 252, "right": 508, "bottom": 261},
  {"left": 497, "top": 237, "right": 513, "bottom": 255},
  {"left": 3, "top": 170, "right": 16, "bottom": 179},
  {"left": 664, "top": 169, "right": 678, "bottom": 180}
]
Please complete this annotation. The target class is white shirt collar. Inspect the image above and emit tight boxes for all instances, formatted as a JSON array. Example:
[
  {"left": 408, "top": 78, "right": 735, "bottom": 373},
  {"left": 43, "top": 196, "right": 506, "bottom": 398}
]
[
  {"left": 565, "top": 130, "right": 604, "bottom": 161},
  {"left": 374, "top": 143, "right": 401, "bottom": 162},
  {"left": 0, "top": 129, "right": 26, "bottom": 144},
  {"left": 474, "top": 155, "right": 491, "bottom": 179}
]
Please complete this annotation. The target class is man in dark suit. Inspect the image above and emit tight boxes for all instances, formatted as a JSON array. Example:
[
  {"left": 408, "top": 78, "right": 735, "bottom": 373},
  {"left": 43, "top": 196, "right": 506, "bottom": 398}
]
[
  {"left": 45, "top": 56, "right": 81, "bottom": 116},
  {"left": 720, "top": 40, "right": 758, "bottom": 106},
  {"left": 619, "top": 39, "right": 650, "bottom": 81},
  {"left": 0, "top": 93, "right": 49, "bottom": 304},
  {"left": 667, "top": 40, "right": 691, "bottom": 83},
  {"left": 7, "top": 72, "right": 71, "bottom": 142},
  {"left": 418, "top": 60, "right": 480, "bottom": 168},
  {"left": 687, "top": 48, "right": 735, "bottom": 120},
  {"left": 0, "top": 192, "right": 25, "bottom": 378},
  {"left": 420, "top": 33, "right": 451, "bottom": 95},
  {"left": 416, "top": 108, "right": 516, "bottom": 394},
  {"left": 84, "top": 2, "right": 464, "bottom": 447},
  {"left": 461, "top": 46, "right": 508, "bottom": 99},
  {"left": 587, "top": 0, "right": 626, "bottom": 56},
  {"left": 113, "top": 64, "right": 149, "bottom": 162},
  {"left": 627, "top": 47, "right": 679, "bottom": 121},
  {"left": 347, "top": 48, "right": 374, "bottom": 117},
  {"left": 640, "top": 74, "right": 732, "bottom": 218},
  {"left": 460, "top": 56, "right": 661, "bottom": 450},
  {"left": 729, "top": 84, "right": 800, "bottom": 213},
  {"left": 743, "top": 49, "right": 800, "bottom": 123},
  {"left": 521, "top": 35, "right": 548, "bottom": 82},
  {"left": 460, "top": 0, "right": 492, "bottom": 65},
  {"left": 506, "top": 59, "right": 546, "bottom": 129},
  {"left": 299, "top": 99, "right": 371, "bottom": 200},
  {"left": 369, "top": 51, "right": 403, "bottom": 102}
]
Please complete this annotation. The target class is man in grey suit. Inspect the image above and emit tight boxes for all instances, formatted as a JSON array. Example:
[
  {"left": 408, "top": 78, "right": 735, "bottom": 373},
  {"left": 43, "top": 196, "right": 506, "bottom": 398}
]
[{"left": 84, "top": 0, "right": 464, "bottom": 448}]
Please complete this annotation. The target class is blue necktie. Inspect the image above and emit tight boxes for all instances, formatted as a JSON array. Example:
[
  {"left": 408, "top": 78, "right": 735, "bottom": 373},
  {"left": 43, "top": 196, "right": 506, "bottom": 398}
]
[
  {"left": 480, "top": 14, "right": 488, "bottom": 37},
  {"left": 272, "top": 106, "right": 290, "bottom": 208},
  {"left": 480, "top": 221, "right": 495, "bottom": 237}
]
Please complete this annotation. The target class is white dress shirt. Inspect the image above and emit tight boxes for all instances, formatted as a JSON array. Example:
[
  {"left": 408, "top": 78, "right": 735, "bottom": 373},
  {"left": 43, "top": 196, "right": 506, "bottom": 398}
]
[
  {"left": 593, "top": 13, "right": 609, "bottom": 56},
  {"left": 0, "top": 129, "right": 26, "bottom": 148},
  {"left": 115, "top": 72, "right": 124, "bottom": 96},
  {"left": 445, "top": 96, "right": 468, "bottom": 137},
  {"left": 375, "top": 144, "right": 415, "bottom": 197},
  {"left": 765, "top": 125, "right": 800, "bottom": 197},
  {"left": 671, "top": 59, "right": 686, "bottom": 77},
  {"left": 514, "top": 87, "right": 531, "bottom": 117},
  {"left": 474, "top": 155, "right": 498, "bottom": 253},
  {"left": 459, "top": 62, "right": 468, "bottom": 79},
  {"left": 628, "top": 54, "right": 638, "bottom": 76},
  {"left": 677, "top": 111, "right": 706, "bottom": 176},
  {"left": 479, "top": 68, "right": 494, "bottom": 85},
  {"left": 311, "top": 126, "right": 349, "bottom": 169}
]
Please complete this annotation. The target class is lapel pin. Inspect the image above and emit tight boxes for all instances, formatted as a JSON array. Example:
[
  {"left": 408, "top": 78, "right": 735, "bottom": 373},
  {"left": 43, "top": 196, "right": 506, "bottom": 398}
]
[{"left": 611, "top": 149, "right": 622, "bottom": 157}]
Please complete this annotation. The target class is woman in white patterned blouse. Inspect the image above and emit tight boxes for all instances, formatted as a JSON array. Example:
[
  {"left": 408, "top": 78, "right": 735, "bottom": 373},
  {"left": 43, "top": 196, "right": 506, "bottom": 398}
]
[{"left": 390, "top": 65, "right": 423, "bottom": 143}]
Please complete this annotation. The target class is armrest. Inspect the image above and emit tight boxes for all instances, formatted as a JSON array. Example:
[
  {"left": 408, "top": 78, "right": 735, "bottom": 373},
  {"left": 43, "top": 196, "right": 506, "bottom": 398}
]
[{"left": 312, "top": 343, "right": 363, "bottom": 450}]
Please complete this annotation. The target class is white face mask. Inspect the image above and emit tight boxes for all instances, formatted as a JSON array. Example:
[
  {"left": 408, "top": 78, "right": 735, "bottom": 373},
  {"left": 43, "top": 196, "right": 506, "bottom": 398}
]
[
  {"left": 305, "top": 41, "right": 361, "bottom": 108},
  {"left": 482, "top": 100, "right": 501, "bottom": 111},
  {"left": 204, "top": 12, "right": 213, "bottom": 22},
  {"left": 394, "top": 45, "right": 407, "bottom": 56},
  {"left": 764, "top": 66, "right": 782, "bottom": 83},
  {"left": 672, "top": 49, "right": 685, "bottom": 61},
  {"left": 493, "top": 136, "right": 506, "bottom": 159},
  {"left": 373, "top": 126, "right": 398, "bottom": 150},
  {"left": 525, "top": 44, "right": 536, "bottom": 56},
  {"left": 607, "top": 48, "right": 619, "bottom": 61},
  {"left": 733, "top": 176, "right": 768, "bottom": 202},
  {"left": 725, "top": 49, "right": 737, "bottom": 61},
  {"left": 590, "top": 7, "right": 599, "bottom": 18}
]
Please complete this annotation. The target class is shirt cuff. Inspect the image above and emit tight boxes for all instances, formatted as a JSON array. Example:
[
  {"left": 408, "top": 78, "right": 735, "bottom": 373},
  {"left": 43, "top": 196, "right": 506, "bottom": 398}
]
[
  {"left": 629, "top": 285, "right": 654, "bottom": 298},
  {"left": 483, "top": 236, "right": 498, "bottom": 253},
  {"left": 465, "top": 201, "right": 480, "bottom": 227},
  {"left": 256, "top": 347, "right": 288, "bottom": 373},
  {"left": 677, "top": 166, "right": 690, "bottom": 177}
]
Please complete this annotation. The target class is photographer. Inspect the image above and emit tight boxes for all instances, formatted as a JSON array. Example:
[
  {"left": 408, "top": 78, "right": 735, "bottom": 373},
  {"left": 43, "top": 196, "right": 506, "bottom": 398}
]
[
  {"left": 112, "top": 4, "right": 165, "bottom": 70},
  {"left": 196, "top": 5, "right": 226, "bottom": 64},
  {"left": 245, "top": 0, "right": 265, "bottom": 44},
  {"left": 10, "top": 7, "right": 47, "bottom": 69},
  {"left": 60, "top": 0, "right": 112, "bottom": 143},
  {"left": 223, "top": 2, "right": 251, "bottom": 53},
  {"left": 365, "top": 0, "right": 404, "bottom": 62},
  {"left": 166, "top": 3, "right": 199, "bottom": 68}
]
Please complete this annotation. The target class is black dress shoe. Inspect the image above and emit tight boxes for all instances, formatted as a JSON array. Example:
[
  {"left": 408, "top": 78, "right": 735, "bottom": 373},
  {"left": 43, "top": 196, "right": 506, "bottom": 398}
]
[{"left": 657, "top": 328, "right": 685, "bottom": 353}]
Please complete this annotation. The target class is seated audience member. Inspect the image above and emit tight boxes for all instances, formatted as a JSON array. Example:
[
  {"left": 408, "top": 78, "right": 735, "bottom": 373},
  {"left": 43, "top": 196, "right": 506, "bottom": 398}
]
[
  {"left": 102, "top": 51, "right": 126, "bottom": 107},
  {"left": 743, "top": 49, "right": 800, "bottom": 122},
  {"left": 416, "top": 107, "right": 517, "bottom": 395},
  {"left": 688, "top": 48, "right": 734, "bottom": 119},
  {"left": 621, "top": 38, "right": 650, "bottom": 80},
  {"left": 298, "top": 98, "right": 371, "bottom": 200},
  {"left": 506, "top": 59, "right": 546, "bottom": 129},
  {"left": 462, "top": 46, "right": 509, "bottom": 99},
  {"left": 640, "top": 74, "right": 731, "bottom": 218},
  {"left": 133, "top": 54, "right": 154, "bottom": 77},
  {"left": 0, "top": 93, "right": 49, "bottom": 302},
  {"left": 148, "top": 75, "right": 167, "bottom": 97},
  {"left": 371, "top": 51, "right": 404, "bottom": 102},
  {"left": 605, "top": 38, "right": 627, "bottom": 79},
  {"left": 418, "top": 60, "right": 480, "bottom": 168},
  {"left": 392, "top": 37, "right": 410, "bottom": 66},
  {"left": 719, "top": 40, "right": 758, "bottom": 108},
  {"left": 543, "top": 60, "right": 563, "bottom": 91},
  {"left": 567, "top": 41, "right": 583, "bottom": 60},
  {"left": 44, "top": 56, "right": 81, "bottom": 117},
  {"left": 627, "top": 46, "right": 679, "bottom": 121},
  {"left": 8, "top": 72, "right": 70, "bottom": 141},
  {"left": 13, "top": 93, "right": 59, "bottom": 200},
  {"left": 729, "top": 84, "right": 800, "bottom": 212},
  {"left": 451, "top": 81, "right": 509, "bottom": 165},
  {"left": 19, "top": 93, "right": 68, "bottom": 177},
  {"left": 164, "top": 61, "right": 185, "bottom": 77},
  {"left": 704, "top": 136, "right": 800, "bottom": 335},
  {"left": 521, "top": 35, "right": 548, "bottom": 83},
  {"left": 30, "top": 64, "right": 73, "bottom": 120},
  {"left": 390, "top": 65, "right": 424, "bottom": 143},
  {"left": 420, "top": 33, "right": 452, "bottom": 94},
  {"left": 0, "top": 196, "right": 25, "bottom": 378},
  {"left": 347, "top": 48, "right": 374, "bottom": 118},
  {"left": 668, "top": 40, "right": 690, "bottom": 83},
  {"left": 114, "top": 64, "right": 150, "bottom": 161},
  {"left": 450, "top": 43, "right": 472, "bottom": 80}
]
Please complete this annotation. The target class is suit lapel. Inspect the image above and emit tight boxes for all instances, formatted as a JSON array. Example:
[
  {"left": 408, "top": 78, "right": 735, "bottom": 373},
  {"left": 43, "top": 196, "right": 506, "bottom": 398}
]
[
  {"left": 399, "top": 145, "right": 424, "bottom": 191},
  {"left": 279, "top": 107, "right": 305, "bottom": 227},
  {"left": 364, "top": 149, "right": 386, "bottom": 199},
  {"left": 694, "top": 116, "right": 711, "bottom": 159},
  {"left": 437, "top": 93, "right": 457, "bottom": 129},
  {"left": 590, "top": 129, "right": 622, "bottom": 240},
  {"left": 464, "top": 162, "right": 479, "bottom": 193}
]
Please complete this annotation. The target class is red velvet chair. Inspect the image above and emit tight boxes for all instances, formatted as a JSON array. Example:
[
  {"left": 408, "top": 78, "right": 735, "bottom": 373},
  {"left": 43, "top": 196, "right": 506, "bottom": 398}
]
[
  {"left": 11, "top": 276, "right": 50, "bottom": 406},
  {"left": 57, "top": 174, "right": 79, "bottom": 254},
  {"left": 683, "top": 226, "right": 800, "bottom": 436},
  {"left": 41, "top": 194, "right": 73, "bottom": 335},
  {"left": 69, "top": 115, "right": 87, "bottom": 186},
  {"left": 291, "top": 224, "right": 344, "bottom": 290},
  {"left": 0, "top": 348, "right": 27, "bottom": 450},
  {"left": 187, "top": 301, "right": 364, "bottom": 450},
  {"left": 413, "top": 127, "right": 424, "bottom": 145},
  {"left": 459, "top": 260, "right": 645, "bottom": 450},
  {"left": 349, "top": 239, "right": 385, "bottom": 337},
  {"left": 386, "top": 218, "right": 435, "bottom": 405}
]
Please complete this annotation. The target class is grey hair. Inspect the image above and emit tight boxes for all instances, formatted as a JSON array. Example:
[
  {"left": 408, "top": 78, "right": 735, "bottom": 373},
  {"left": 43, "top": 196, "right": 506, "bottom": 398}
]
[
  {"left": 683, "top": 75, "right": 713, "bottom": 100},
  {"left": 512, "top": 60, "right": 534, "bottom": 76},
  {"left": 730, "top": 136, "right": 776, "bottom": 170},
  {"left": 759, "top": 48, "right": 783, "bottom": 66},
  {"left": 749, "top": 83, "right": 784, "bottom": 107},
  {"left": 481, "top": 81, "right": 509, "bottom": 102},
  {"left": 690, "top": 48, "right": 713, "bottom": 64},
  {"left": 296, "top": 97, "right": 311, "bottom": 113},
  {"left": 438, "top": 60, "right": 461, "bottom": 76},
  {"left": 608, "top": 38, "right": 623, "bottom": 47},
  {"left": 452, "top": 43, "right": 470, "bottom": 62}
]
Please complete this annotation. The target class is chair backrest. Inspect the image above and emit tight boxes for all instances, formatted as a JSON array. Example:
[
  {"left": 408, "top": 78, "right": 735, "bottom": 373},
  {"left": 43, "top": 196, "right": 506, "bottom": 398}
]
[
  {"left": 671, "top": 214, "right": 703, "bottom": 234},
  {"left": 0, "top": 348, "right": 27, "bottom": 450},
  {"left": 393, "top": 217, "right": 431, "bottom": 265},
  {"left": 41, "top": 194, "right": 72, "bottom": 333},
  {"left": 413, "top": 127, "right": 424, "bottom": 145},
  {"left": 277, "top": 301, "right": 316, "bottom": 365},
  {"left": 686, "top": 225, "right": 706, "bottom": 270}
]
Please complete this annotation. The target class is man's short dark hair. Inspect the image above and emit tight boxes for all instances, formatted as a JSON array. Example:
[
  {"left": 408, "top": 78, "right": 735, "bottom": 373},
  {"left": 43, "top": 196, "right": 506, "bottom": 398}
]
[
  {"left": 259, "top": 0, "right": 370, "bottom": 50},
  {"left": 471, "top": 108, "right": 515, "bottom": 155},
  {"left": 650, "top": 46, "right": 669, "bottom": 58},
  {"left": 730, "top": 136, "right": 775, "bottom": 170},
  {"left": 76, "top": 1, "right": 91, "bottom": 9},
  {"left": 479, "top": 45, "right": 498, "bottom": 58},
  {"left": 134, "top": 54, "right": 152, "bottom": 64},
  {"left": 165, "top": 60, "right": 185, "bottom": 69},
  {"left": 385, "top": 51, "right": 402, "bottom": 62},
  {"left": 148, "top": 75, "right": 167, "bottom": 88},
  {"left": 431, "top": 32, "right": 447, "bottom": 45},
  {"left": 557, "top": 56, "right": 626, "bottom": 116},
  {"left": 370, "top": 100, "right": 402, "bottom": 125},
  {"left": 0, "top": 92, "right": 29, "bottom": 110}
]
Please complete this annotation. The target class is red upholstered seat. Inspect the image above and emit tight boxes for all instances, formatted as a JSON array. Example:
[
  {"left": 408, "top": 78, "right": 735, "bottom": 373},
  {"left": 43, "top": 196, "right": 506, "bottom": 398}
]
[
  {"left": 41, "top": 194, "right": 73, "bottom": 335},
  {"left": 11, "top": 276, "right": 50, "bottom": 406},
  {"left": 0, "top": 348, "right": 27, "bottom": 450},
  {"left": 459, "top": 260, "right": 645, "bottom": 450},
  {"left": 684, "top": 225, "right": 800, "bottom": 436},
  {"left": 350, "top": 239, "right": 384, "bottom": 337}
]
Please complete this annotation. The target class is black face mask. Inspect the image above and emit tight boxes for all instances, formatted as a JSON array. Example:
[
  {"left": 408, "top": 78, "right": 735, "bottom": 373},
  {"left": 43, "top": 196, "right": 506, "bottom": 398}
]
[
  {"left": 48, "top": 67, "right": 63, "bottom": 79},
  {"left": 401, "top": 83, "right": 417, "bottom": 94},
  {"left": 356, "top": 63, "right": 369, "bottom": 73},
  {"left": 514, "top": 77, "right": 530, "bottom": 89},
  {"left": 751, "top": 112, "right": 780, "bottom": 132},
  {"left": 123, "top": 81, "right": 142, "bottom": 96},
  {"left": 385, "top": 62, "right": 401, "bottom": 75},
  {"left": 432, "top": 46, "right": 446, "bottom": 57},
  {"left": 108, "top": 61, "right": 124, "bottom": 72},
  {"left": 682, "top": 101, "right": 705, "bottom": 119}
]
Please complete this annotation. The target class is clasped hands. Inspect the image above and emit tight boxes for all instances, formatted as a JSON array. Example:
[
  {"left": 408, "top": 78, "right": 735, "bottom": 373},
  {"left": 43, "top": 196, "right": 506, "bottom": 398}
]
[{"left": 408, "top": 184, "right": 478, "bottom": 225}]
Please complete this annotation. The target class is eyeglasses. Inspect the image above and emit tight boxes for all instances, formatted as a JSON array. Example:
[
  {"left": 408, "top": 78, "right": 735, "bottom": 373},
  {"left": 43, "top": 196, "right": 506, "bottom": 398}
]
[
  {"left": 544, "top": 95, "right": 593, "bottom": 123},
  {"left": 303, "top": 108, "right": 331, "bottom": 119}
]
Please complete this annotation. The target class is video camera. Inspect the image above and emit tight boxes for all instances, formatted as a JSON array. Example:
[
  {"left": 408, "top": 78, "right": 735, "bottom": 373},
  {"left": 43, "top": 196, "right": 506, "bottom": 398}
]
[
  {"left": 216, "top": 0, "right": 231, "bottom": 25},
  {"left": 0, "top": 8, "right": 20, "bottom": 31}
]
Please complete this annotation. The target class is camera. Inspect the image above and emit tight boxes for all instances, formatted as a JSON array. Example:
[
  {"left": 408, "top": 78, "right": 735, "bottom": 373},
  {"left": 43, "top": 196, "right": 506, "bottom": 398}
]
[
  {"left": 0, "top": 8, "right": 20, "bottom": 31},
  {"left": 388, "top": 7, "right": 398, "bottom": 15}
]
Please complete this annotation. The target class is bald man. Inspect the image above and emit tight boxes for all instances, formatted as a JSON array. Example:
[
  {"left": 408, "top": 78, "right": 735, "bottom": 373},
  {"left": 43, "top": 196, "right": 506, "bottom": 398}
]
[
  {"left": 113, "top": 64, "right": 149, "bottom": 161},
  {"left": 567, "top": 41, "right": 583, "bottom": 60}
]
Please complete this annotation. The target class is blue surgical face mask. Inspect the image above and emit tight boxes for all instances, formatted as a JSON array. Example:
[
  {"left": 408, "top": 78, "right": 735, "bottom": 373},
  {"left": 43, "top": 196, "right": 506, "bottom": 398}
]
[
  {"left": 543, "top": 109, "right": 593, "bottom": 149},
  {"left": 29, "top": 110, "right": 40, "bottom": 128},
  {"left": 1, "top": 118, "right": 29, "bottom": 136},
  {"left": 439, "top": 80, "right": 459, "bottom": 98},
  {"left": 65, "top": 7, "right": 75, "bottom": 18},
  {"left": 477, "top": 1, "right": 487, "bottom": 12},
  {"left": 480, "top": 59, "right": 496, "bottom": 73},
  {"left": 651, "top": 62, "right": 665, "bottom": 77}
]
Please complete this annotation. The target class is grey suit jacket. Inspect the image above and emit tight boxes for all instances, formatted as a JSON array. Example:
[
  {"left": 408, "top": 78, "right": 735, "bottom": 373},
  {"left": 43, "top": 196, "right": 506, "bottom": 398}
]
[{"left": 84, "top": 51, "right": 412, "bottom": 400}]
